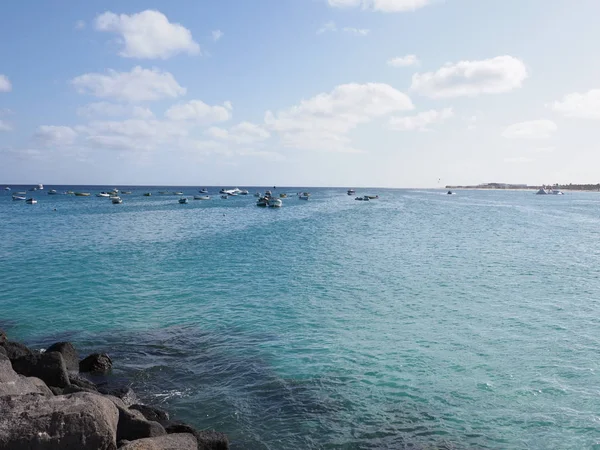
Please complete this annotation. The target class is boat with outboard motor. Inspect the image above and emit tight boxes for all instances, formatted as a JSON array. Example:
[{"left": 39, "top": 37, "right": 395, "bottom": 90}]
[
  {"left": 178, "top": 197, "right": 188, "bottom": 204},
  {"left": 25, "top": 198, "right": 37, "bottom": 204},
  {"left": 194, "top": 195, "right": 210, "bottom": 200},
  {"left": 112, "top": 196, "right": 123, "bottom": 204}
]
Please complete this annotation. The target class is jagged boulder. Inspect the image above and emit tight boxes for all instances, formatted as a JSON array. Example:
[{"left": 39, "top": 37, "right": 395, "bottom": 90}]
[
  {"left": 11, "top": 351, "right": 70, "bottom": 388},
  {"left": 98, "top": 385, "right": 138, "bottom": 406},
  {"left": 80, "top": 352, "right": 113, "bottom": 374},
  {"left": 117, "top": 406, "right": 167, "bottom": 442},
  {"left": 70, "top": 372, "right": 99, "bottom": 391},
  {"left": 0, "top": 357, "right": 52, "bottom": 396},
  {"left": 118, "top": 433, "right": 198, "bottom": 449},
  {"left": 46, "top": 341, "right": 79, "bottom": 371},
  {"left": 165, "top": 422, "right": 229, "bottom": 450},
  {"left": 1, "top": 341, "right": 32, "bottom": 360},
  {"left": 0, "top": 346, "right": 7, "bottom": 358},
  {"left": 0, "top": 392, "right": 119, "bottom": 450},
  {"left": 130, "top": 404, "right": 170, "bottom": 424}
]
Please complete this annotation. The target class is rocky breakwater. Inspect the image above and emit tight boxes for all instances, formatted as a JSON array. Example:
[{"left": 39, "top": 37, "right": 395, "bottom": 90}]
[{"left": 0, "top": 328, "right": 229, "bottom": 450}]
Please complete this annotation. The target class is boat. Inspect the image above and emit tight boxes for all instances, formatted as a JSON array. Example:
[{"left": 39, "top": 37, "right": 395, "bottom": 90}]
[
  {"left": 355, "top": 196, "right": 370, "bottom": 201},
  {"left": 366, "top": 195, "right": 379, "bottom": 199},
  {"left": 38, "top": 184, "right": 44, "bottom": 190},
  {"left": 254, "top": 192, "right": 260, "bottom": 197},
  {"left": 268, "top": 198, "right": 283, "bottom": 208},
  {"left": 299, "top": 194, "right": 309, "bottom": 200},
  {"left": 48, "top": 190, "right": 57, "bottom": 195},
  {"left": 143, "top": 192, "right": 151, "bottom": 196},
  {"left": 265, "top": 190, "right": 272, "bottom": 197},
  {"left": 239, "top": 190, "right": 249, "bottom": 195},
  {"left": 12, "top": 195, "right": 25, "bottom": 201},
  {"left": 548, "top": 189, "right": 564, "bottom": 195},
  {"left": 29, "top": 187, "right": 37, "bottom": 191},
  {"left": 25, "top": 198, "right": 37, "bottom": 204},
  {"left": 96, "top": 192, "right": 110, "bottom": 197},
  {"left": 121, "top": 191, "right": 132, "bottom": 195},
  {"left": 173, "top": 192, "right": 183, "bottom": 195},
  {"left": 347, "top": 189, "right": 355, "bottom": 195},
  {"left": 4, "top": 187, "right": 10, "bottom": 191},
  {"left": 447, "top": 191, "right": 453, "bottom": 195},
  {"left": 178, "top": 197, "right": 188, "bottom": 204},
  {"left": 111, "top": 196, "right": 123, "bottom": 204},
  {"left": 221, "top": 194, "right": 228, "bottom": 199},
  {"left": 194, "top": 195, "right": 210, "bottom": 200},
  {"left": 199, "top": 189, "right": 208, "bottom": 194},
  {"left": 66, "top": 191, "right": 74, "bottom": 195},
  {"left": 256, "top": 197, "right": 268, "bottom": 207},
  {"left": 279, "top": 193, "right": 287, "bottom": 198},
  {"left": 74, "top": 192, "right": 90, "bottom": 197},
  {"left": 536, "top": 188, "right": 548, "bottom": 195}
]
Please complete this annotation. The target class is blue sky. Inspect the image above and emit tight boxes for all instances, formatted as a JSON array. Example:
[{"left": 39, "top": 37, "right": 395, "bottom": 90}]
[{"left": 1, "top": 0, "right": 600, "bottom": 187}]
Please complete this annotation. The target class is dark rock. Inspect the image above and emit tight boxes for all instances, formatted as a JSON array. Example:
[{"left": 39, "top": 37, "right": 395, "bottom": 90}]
[
  {"left": 1, "top": 341, "right": 32, "bottom": 360},
  {"left": 165, "top": 422, "right": 229, "bottom": 450},
  {"left": 117, "top": 406, "right": 166, "bottom": 442},
  {"left": 0, "top": 392, "right": 119, "bottom": 449},
  {"left": 46, "top": 341, "right": 79, "bottom": 371},
  {"left": 98, "top": 385, "right": 139, "bottom": 407},
  {"left": 70, "top": 372, "right": 99, "bottom": 391},
  {"left": 104, "top": 394, "right": 127, "bottom": 410},
  {"left": 11, "top": 351, "right": 70, "bottom": 388},
  {"left": 80, "top": 352, "right": 113, "bottom": 374},
  {"left": 130, "top": 404, "right": 170, "bottom": 424},
  {"left": 0, "top": 347, "right": 7, "bottom": 359},
  {"left": 50, "top": 386, "right": 64, "bottom": 395},
  {"left": 0, "top": 328, "right": 6, "bottom": 344},
  {"left": 0, "top": 357, "right": 52, "bottom": 396},
  {"left": 118, "top": 433, "right": 198, "bottom": 449}
]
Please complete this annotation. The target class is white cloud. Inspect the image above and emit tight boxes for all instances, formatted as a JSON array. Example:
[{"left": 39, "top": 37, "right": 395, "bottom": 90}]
[
  {"left": 165, "top": 100, "right": 232, "bottom": 124},
  {"left": 71, "top": 66, "right": 186, "bottom": 102},
  {"left": 387, "top": 54, "right": 419, "bottom": 67},
  {"left": 206, "top": 122, "right": 270, "bottom": 144},
  {"left": 502, "top": 120, "right": 557, "bottom": 139},
  {"left": 34, "top": 126, "right": 78, "bottom": 146},
  {"left": 211, "top": 30, "right": 224, "bottom": 42},
  {"left": 265, "top": 82, "right": 414, "bottom": 152},
  {"left": 389, "top": 108, "right": 453, "bottom": 131},
  {"left": 327, "top": 0, "right": 434, "bottom": 12},
  {"left": 343, "top": 27, "right": 370, "bottom": 36},
  {"left": 0, "top": 120, "right": 12, "bottom": 131},
  {"left": 0, "top": 74, "right": 11, "bottom": 92},
  {"left": 550, "top": 89, "right": 600, "bottom": 119},
  {"left": 411, "top": 55, "right": 528, "bottom": 98},
  {"left": 317, "top": 21, "right": 337, "bottom": 34},
  {"left": 75, "top": 20, "right": 85, "bottom": 30},
  {"left": 95, "top": 10, "right": 200, "bottom": 59},
  {"left": 77, "top": 102, "right": 154, "bottom": 119},
  {"left": 504, "top": 157, "right": 534, "bottom": 164}
]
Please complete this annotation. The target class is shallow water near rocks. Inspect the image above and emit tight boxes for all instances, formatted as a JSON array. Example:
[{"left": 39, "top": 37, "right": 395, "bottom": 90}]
[{"left": 2, "top": 187, "right": 600, "bottom": 449}]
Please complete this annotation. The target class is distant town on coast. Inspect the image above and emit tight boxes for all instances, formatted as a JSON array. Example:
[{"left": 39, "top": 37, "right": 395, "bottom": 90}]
[{"left": 445, "top": 183, "right": 600, "bottom": 191}]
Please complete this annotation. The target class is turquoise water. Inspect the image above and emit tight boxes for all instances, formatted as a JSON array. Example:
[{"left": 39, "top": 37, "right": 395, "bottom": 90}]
[{"left": 1, "top": 187, "right": 600, "bottom": 449}]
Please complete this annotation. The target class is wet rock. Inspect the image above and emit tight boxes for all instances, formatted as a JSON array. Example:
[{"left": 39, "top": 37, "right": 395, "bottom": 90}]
[
  {"left": 0, "top": 392, "right": 119, "bottom": 449},
  {"left": 0, "top": 328, "right": 6, "bottom": 344},
  {"left": 118, "top": 433, "right": 197, "bottom": 450},
  {"left": 0, "top": 349, "right": 7, "bottom": 360},
  {"left": 46, "top": 341, "right": 79, "bottom": 371},
  {"left": 1, "top": 341, "right": 32, "bottom": 360},
  {"left": 11, "top": 351, "right": 70, "bottom": 388},
  {"left": 98, "top": 385, "right": 139, "bottom": 406},
  {"left": 130, "top": 404, "right": 170, "bottom": 424},
  {"left": 70, "top": 372, "right": 99, "bottom": 391},
  {"left": 0, "top": 357, "right": 52, "bottom": 396},
  {"left": 165, "top": 422, "right": 229, "bottom": 450},
  {"left": 117, "top": 405, "right": 166, "bottom": 442},
  {"left": 80, "top": 352, "right": 113, "bottom": 374}
]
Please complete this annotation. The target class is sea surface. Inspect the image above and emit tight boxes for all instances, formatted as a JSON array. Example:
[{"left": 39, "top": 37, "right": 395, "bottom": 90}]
[{"left": 1, "top": 186, "right": 600, "bottom": 449}]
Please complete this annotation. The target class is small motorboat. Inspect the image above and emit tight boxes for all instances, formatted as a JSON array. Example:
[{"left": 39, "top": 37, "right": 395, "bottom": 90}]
[
  {"left": 12, "top": 195, "right": 26, "bottom": 201},
  {"left": 112, "top": 196, "right": 123, "bottom": 204},
  {"left": 299, "top": 194, "right": 309, "bottom": 201},
  {"left": 38, "top": 184, "right": 44, "bottom": 190},
  {"left": 74, "top": 192, "right": 90, "bottom": 197},
  {"left": 4, "top": 187, "right": 10, "bottom": 190},
  {"left": 199, "top": 189, "right": 208, "bottom": 194},
  {"left": 355, "top": 196, "right": 370, "bottom": 201},
  {"left": 268, "top": 198, "right": 283, "bottom": 208},
  {"left": 25, "top": 198, "right": 37, "bottom": 204},
  {"left": 178, "top": 197, "right": 188, "bottom": 204},
  {"left": 239, "top": 190, "right": 249, "bottom": 195},
  {"left": 48, "top": 190, "right": 57, "bottom": 195},
  {"left": 279, "top": 193, "right": 287, "bottom": 198},
  {"left": 143, "top": 192, "right": 151, "bottom": 196},
  {"left": 97, "top": 192, "right": 110, "bottom": 197},
  {"left": 173, "top": 192, "right": 183, "bottom": 195},
  {"left": 194, "top": 195, "right": 210, "bottom": 200},
  {"left": 366, "top": 195, "right": 379, "bottom": 199},
  {"left": 221, "top": 194, "right": 228, "bottom": 199},
  {"left": 66, "top": 191, "right": 75, "bottom": 195},
  {"left": 256, "top": 197, "right": 268, "bottom": 207},
  {"left": 548, "top": 189, "right": 564, "bottom": 195},
  {"left": 347, "top": 189, "right": 356, "bottom": 195},
  {"left": 447, "top": 191, "right": 453, "bottom": 195}
]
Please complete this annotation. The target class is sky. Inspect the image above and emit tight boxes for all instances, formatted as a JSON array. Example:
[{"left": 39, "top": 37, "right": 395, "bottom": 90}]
[{"left": 1, "top": 0, "right": 600, "bottom": 187}]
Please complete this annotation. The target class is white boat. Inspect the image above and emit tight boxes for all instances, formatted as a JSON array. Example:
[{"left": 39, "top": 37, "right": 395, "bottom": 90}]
[
  {"left": 536, "top": 188, "right": 548, "bottom": 195},
  {"left": 548, "top": 189, "right": 564, "bottom": 195},
  {"left": 48, "top": 190, "right": 57, "bottom": 195},
  {"left": 12, "top": 195, "right": 25, "bottom": 201},
  {"left": 38, "top": 184, "right": 44, "bottom": 190},
  {"left": 178, "top": 197, "right": 188, "bottom": 204},
  {"left": 112, "top": 196, "right": 123, "bottom": 204},
  {"left": 299, "top": 195, "right": 309, "bottom": 201},
  {"left": 4, "top": 187, "right": 10, "bottom": 190},
  {"left": 25, "top": 198, "right": 37, "bottom": 204},
  {"left": 199, "top": 189, "right": 208, "bottom": 194},
  {"left": 256, "top": 197, "right": 268, "bottom": 207},
  {"left": 347, "top": 189, "right": 355, "bottom": 195},
  {"left": 268, "top": 198, "right": 283, "bottom": 208},
  {"left": 194, "top": 195, "right": 210, "bottom": 200},
  {"left": 96, "top": 192, "right": 110, "bottom": 197}
]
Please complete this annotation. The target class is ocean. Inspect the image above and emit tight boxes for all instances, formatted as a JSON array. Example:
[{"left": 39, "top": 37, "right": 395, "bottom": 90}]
[{"left": 1, "top": 186, "right": 599, "bottom": 449}]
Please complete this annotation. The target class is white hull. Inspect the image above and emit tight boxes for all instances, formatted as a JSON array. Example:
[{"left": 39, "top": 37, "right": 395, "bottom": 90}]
[{"left": 268, "top": 198, "right": 283, "bottom": 208}]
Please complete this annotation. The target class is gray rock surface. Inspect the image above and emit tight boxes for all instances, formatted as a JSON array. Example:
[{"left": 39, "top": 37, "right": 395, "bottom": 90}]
[
  {"left": 0, "top": 392, "right": 119, "bottom": 450},
  {"left": 0, "top": 328, "right": 6, "bottom": 344},
  {"left": 11, "top": 351, "right": 70, "bottom": 388},
  {"left": 165, "top": 423, "right": 230, "bottom": 450},
  {"left": 1, "top": 340, "right": 32, "bottom": 360},
  {"left": 46, "top": 341, "right": 79, "bottom": 371},
  {"left": 80, "top": 352, "right": 113, "bottom": 374},
  {"left": 130, "top": 404, "right": 170, "bottom": 424},
  {"left": 98, "top": 385, "right": 139, "bottom": 406},
  {"left": 0, "top": 358, "right": 52, "bottom": 396},
  {"left": 118, "top": 433, "right": 198, "bottom": 450},
  {"left": 117, "top": 406, "right": 167, "bottom": 442}
]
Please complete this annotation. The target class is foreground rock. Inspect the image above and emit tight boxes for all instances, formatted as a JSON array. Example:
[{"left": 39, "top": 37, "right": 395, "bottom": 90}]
[
  {"left": 80, "top": 352, "right": 113, "bottom": 374},
  {"left": 0, "top": 328, "right": 6, "bottom": 344},
  {"left": 131, "top": 404, "right": 170, "bottom": 424},
  {"left": 164, "top": 423, "right": 230, "bottom": 450},
  {"left": 46, "top": 341, "right": 80, "bottom": 371},
  {"left": 1, "top": 340, "right": 32, "bottom": 360},
  {"left": 117, "top": 406, "right": 167, "bottom": 442},
  {"left": 0, "top": 392, "right": 119, "bottom": 450},
  {"left": 0, "top": 355, "right": 52, "bottom": 396},
  {"left": 119, "top": 433, "right": 198, "bottom": 450},
  {"left": 11, "top": 351, "right": 70, "bottom": 388}
]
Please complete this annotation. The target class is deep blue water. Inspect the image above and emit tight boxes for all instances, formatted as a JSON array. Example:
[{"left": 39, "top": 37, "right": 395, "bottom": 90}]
[{"left": 1, "top": 186, "right": 600, "bottom": 449}]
